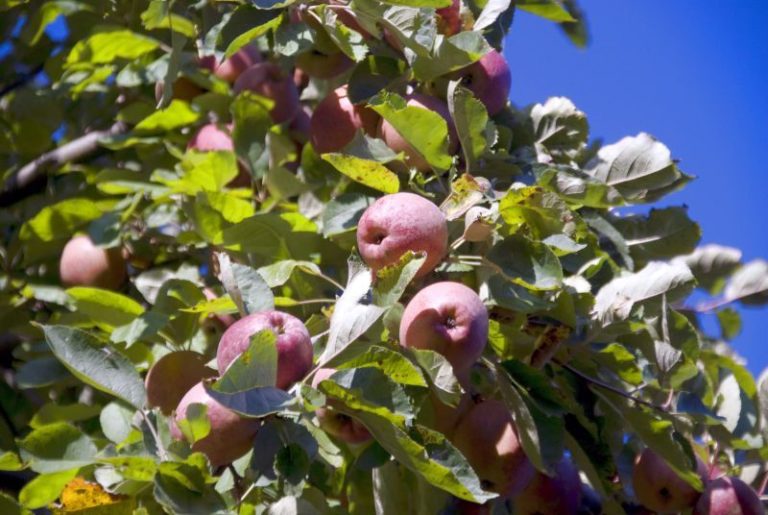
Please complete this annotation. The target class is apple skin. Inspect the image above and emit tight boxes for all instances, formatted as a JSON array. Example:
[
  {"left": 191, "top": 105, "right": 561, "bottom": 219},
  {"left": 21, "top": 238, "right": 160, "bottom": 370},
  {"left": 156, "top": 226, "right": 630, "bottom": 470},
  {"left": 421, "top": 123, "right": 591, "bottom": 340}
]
[
  {"left": 693, "top": 476, "right": 763, "bottom": 515},
  {"left": 233, "top": 63, "right": 300, "bottom": 124},
  {"left": 632, "top": 448, "right": 707, "bottom": 513},
  {"left": 311, "top": 368, "right": 372, "bottom": 444},
  {"left": 154, "top": 77, "right": 205, "bottom": 103},
  {"left": 436, "top": 0, "right": 461, "bottom": 36},
  {"left": 513, "top": 458, "right": 582, "bottom": 515},
  {"left": 310, "top": 85, "right": 379, "bottom": 154},
  {"left": 451, "top": 399, "right": 535, "bottom": 497},
  {"left": 187, "top": 124, "right": 251, "bottom": 187},
  {"left": 295, "top": 49, "right": 353, "bottom": 79},
  {"left": 60, "top": 235, "right": 127, "bottom": 290},
  {"left": 145, "top": 351, "right": 217, "bottom": 415},
  {"left": 216, "top": 311, "right": 313, "bottom": 390},
  {"left": 449, "top": 49, "right": 511, "bottom": 116},
  {"left": 378, "top": 93, "right": 458, "bottom": 171},
  {"left": 170, "top": 382, "right": 260, "bottom": 467},
  {"left": 201, "top": 46, "right": 262, "bottom": 83},
  {"left": 357, "top": 192, "right": 448, "bottom": 278},
  {"left": 399, "top": 281, "right": 488, "bottom": 374}
]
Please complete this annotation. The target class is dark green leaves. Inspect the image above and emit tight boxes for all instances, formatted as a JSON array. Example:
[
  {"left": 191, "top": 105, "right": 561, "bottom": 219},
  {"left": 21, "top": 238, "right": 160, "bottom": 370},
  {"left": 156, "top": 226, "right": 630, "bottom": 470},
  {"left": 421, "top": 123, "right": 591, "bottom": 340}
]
[
  {"left": 18, "top": 422, "right": 97, "bottom": 473},
  {"left": 486, "top": 234, "right": 563, "bottom": 290}
]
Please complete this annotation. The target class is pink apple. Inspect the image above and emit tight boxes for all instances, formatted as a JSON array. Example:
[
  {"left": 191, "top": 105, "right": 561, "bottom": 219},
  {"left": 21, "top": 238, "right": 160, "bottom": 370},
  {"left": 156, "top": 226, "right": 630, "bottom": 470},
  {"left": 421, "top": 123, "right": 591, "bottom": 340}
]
[
  {"left": 295, "top": 49, "right": 353, "bottom": 79},
  {"left": 170, "top": 382, "right": 260, "bottom": 467},
  {"left": 356, "top": 192, "right": 448, "bottom": 278},
  {"left": 311, "top": 368, "right": 372, "bottom": 444},
  {"left": 513, "top": 458, "right": 582, "bottom": 515},
  {"left": 233, "top": 62, "right": 300, "bottom": 123},
  {"left": 633, "top": 447, "right": 708, "bottom": 513},
  {"left": 378, "top": 93, "right": 458, "bottom": 171},
  {"left": 145, "top": 351, "right": 216, "bottom": 415},
  {"left": 200, "top": 46, "right": 262, "bottom": 83},
  {"left": 449, "top": 49, "right": 511, "bottom": 116},
  {"left": 693, "top": 476, "right": 763, "bottom": 515},
  {"left": 216, "top": 311, "right": 313, "bottom": 390},
  {"left": 60, "top": 234, "right": 126, "bottom": 290},
  {"left": 310, "top": 85, "right": 379, "bottom": 154},
  {"left": 187, "top": 124, "right": 251, "bottom": 187},
  {"left": 399, "top": 281, "right": 488, "bottom": 374}
]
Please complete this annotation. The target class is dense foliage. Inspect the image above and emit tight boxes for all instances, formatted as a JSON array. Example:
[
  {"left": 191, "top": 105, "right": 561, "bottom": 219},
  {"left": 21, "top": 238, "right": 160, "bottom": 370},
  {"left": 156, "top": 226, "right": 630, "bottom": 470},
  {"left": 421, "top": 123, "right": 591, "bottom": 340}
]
[{"left": 0, "top": 0, "right": 767, "bottom": 513}]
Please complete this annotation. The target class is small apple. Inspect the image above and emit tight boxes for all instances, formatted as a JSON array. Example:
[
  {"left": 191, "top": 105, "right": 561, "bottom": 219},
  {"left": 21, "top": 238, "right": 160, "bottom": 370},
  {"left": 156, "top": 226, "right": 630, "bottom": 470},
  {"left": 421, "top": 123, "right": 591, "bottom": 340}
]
[
  {"left": 60, "top": 234, "right": 127, "bottom": 290},
  {"left": 513, "top": 458, "right": 582, "bottom": 515},
  {"left": 449, "top": 49, "right": 511, "bottom": 116},
  {"left": 310, "top": 85, "right": 379, "bottom": 154},
  {"left": 356, "top": 192, "right": 448, "bottom": 278},
  {"left": 378, "top": 93, "right": 458, "bottom": 171},
  {"left": 399, "top": 281, "right": 488, "bottom": 374},
  {"left": 233, "top": 62, "right": 300, "bottom": 124},
  {"left": 311, "top": 368, "right": 372, "bottom": 444},
  {"left": 295, "top": 49, "right": 353, "bottom": 79},
  {"left": 216, "top": 311, "right": 313, "bottom": 390},
  {"left": 170, "top": 382, "right": 260, "bottom": 467},
  {"left": 436, "top": 0, "right": 461, "bottom": 36},
  {"left": 632, "top": 447, "right": 707, "bottom": 513},
  {"left": 187, "top": 124, "right": 251, "bottom": 187},
  {"left": 693, "top": 476, "right": 763, "bottom": 515},
  {"left": 154, "top": 77, "right": 205, "bottom": 103},
  {"left": 451, "top": 399, "right": 534, "bottom": 497},
  {"left": 201, "top": 46, "right": 262, "bottom": 83},
  {"left": 145, "top": 351, "right": 217, "bottom": 415}
]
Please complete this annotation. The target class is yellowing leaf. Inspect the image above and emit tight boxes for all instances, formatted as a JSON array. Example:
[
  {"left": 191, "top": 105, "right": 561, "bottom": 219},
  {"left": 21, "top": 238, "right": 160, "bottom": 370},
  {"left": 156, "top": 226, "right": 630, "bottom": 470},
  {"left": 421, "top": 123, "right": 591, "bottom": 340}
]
[
  {"left": 322, "top": 153, "right": 399, "bottom": 194},
  {"left": 54, "top": 476, "right": 134, "bottom": 514}
]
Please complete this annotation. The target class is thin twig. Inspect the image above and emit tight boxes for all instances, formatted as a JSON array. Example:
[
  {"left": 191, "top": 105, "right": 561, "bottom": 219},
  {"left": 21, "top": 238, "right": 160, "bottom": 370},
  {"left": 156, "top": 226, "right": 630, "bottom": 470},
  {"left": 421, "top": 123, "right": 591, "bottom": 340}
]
[
  {"left": 287, "top": 298, "right": 336, "bottom": 306},
  {"left": 0, "top": 64, "right": 44, "bottom": 98},
  {"left": 140, "top": 409, "right": 169, "bottom": 461},
  {"left": 305, "top": 268, "right": 345, "bottom": 292}
]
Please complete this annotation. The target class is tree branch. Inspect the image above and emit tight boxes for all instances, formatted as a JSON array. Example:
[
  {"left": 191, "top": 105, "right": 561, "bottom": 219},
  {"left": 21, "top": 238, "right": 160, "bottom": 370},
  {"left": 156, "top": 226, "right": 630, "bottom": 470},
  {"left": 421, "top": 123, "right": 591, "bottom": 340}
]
[
  {"left": 0, "top": 121, "right": 128, "bottom": 207},
  {"left": 0, "top": 64, "right": 45, "bottom": 99}
]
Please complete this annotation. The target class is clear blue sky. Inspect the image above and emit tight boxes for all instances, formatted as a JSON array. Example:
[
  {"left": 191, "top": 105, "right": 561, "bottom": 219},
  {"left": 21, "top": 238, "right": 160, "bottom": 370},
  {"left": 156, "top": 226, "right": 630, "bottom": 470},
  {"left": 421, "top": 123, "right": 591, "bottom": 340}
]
[{"left": 505, "top": 1, "right": 768, "bottom": 374}]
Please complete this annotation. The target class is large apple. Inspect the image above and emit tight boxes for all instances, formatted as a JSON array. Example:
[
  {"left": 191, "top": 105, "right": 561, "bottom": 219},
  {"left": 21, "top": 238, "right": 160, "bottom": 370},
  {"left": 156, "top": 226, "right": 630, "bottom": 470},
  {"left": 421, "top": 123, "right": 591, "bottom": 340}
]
[
  {"left": 216, "top": 311, "right": 313, "bottom": 390},
  {"left": 200, "top": 45, "right": 262, "bottom": 83},
  {"left": 399, "top": 281, "right": 488, "bottom": 374},
  {"left": 233, "top": 62, "right": 300, "bottom": 124},
  {"left": 310, "top": 85, "right": 379, "bottom": 154},
  {"left": 449, "top": 49, "right": 511, "bottom": 116},
  {"left": 693, "top": 476, "right": 763, "bottom": 515},
  {"left": 145, "top": 351, "right": 216, "bottom": 415},
  {"left": 513, "top": 458, "right": 582, "bottom": 515},
  {"left": 356, "top": 192, "right": 448, "bottom": 278},
  {"left": 632, "top": 447, "right": 707, "bottom": 513},
  {"left": 295, "top": 49, "right": 353, "bottom": 79},
  {"left": 451, "top": 399, "right": 534, "bottom": 497},
  {"left": 311, "top": 368, "right": 372, "bottom": 444},
  {"left": 170, "top": 382, "right": 260, "bottom": 467},
  {"left": 59, "top": 234, "right": 127, "bottom": 290},
  {"left": 378, "top": 93, "right": 458, "bottom": 171}
]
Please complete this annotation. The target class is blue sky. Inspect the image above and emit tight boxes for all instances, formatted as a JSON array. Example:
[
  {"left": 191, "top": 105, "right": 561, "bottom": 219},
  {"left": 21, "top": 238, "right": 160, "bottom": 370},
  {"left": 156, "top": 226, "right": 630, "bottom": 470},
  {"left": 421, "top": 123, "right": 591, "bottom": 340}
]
[{"left": 505, "top": 1, "right": 768, "bottom": 373}]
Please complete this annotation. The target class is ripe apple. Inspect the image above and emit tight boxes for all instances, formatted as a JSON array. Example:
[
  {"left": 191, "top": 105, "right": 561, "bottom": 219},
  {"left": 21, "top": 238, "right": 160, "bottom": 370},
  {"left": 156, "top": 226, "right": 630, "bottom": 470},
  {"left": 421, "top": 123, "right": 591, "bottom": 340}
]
[
  {"left": 187, "top": 124, "right": 251, "bottom": 187},
  {"left": 200, "top": 46, "right": 262, "bottom": 83},
  {"left": 451, "top": 399, "right": 534, "bottom": 497},
  {"left": 145, "top": 351, "right": 216, "bottom": 415},
  {"left": 399, "top": 281, "right": 488, "bottom": 374},
  {"left": 233, "top": 62, "right": 300, "bottom": 124},
  {"left": 216, "top": 311, "right": 313, "bottom": 390},
  {"left": 693, "top": 476, "right": 763, "bottom": 515},
  {"left": 356, "top": 192, "right": 448, "bottom": 278},
  {"left": 154, "top": 77, "right": 205, "bottom": 103},
  {"left": 310, "top": 85, "right": 379, "bottom": 154},
  {"left": 436, "top": 0, "right": 461, "bottom": 36},
  {"left": 170, "top": 382, "right": 260, "bottom": 467},
  {"left": 378, "top": 93, "right": 458, "bottom": 171},
  {"left": 426, "top": 392, "right": 471, "bottom": 438},
  {"left": 449, "top": 49, "right": 511, "bottom": 116},
  {"left": 311, "top": 368, "right": 372, "bottom": 444},
  {"left": 632, "top": 447, "right": 707, "bottom": 513},
  {"left": 295, "top": 49, "right": 353, "bottom": 79},
  {"left": 513, "top": 458, "right": 582, "bottom": 515},
  {"left": 59, "top": 234, "right": 127, "bottom": 290}
]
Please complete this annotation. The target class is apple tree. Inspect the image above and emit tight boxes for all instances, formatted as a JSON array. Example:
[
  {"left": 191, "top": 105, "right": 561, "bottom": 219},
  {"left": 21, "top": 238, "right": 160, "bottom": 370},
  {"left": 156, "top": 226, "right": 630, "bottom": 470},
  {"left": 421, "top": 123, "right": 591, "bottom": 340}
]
[{"left": 0, "top": 0, "right": 767, "bottom": 513}]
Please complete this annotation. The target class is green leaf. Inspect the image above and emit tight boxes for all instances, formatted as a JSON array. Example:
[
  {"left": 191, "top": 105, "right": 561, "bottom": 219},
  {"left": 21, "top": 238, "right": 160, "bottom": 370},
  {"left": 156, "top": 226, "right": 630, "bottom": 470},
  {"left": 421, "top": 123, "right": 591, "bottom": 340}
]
[
  {"left": 176, "top": 403, "right": 211, "bottom": 445},
  {"left": 723, "top": 259, "right": 768, "bottom": 306},
  {"left": 223, "top": 10, "right": 283, "bottom": 58},
  {"left": 380, "top": 0, "right": 450, "bottom": 7},
  {"left": 19, "top": 198, "right": 114, "bottom": 243},
  {"left": 337, "top": 345, "right": 427, "bottom": 387},
  {"left": 321, "top": 194, "right": 375, "bottom": 237},
  {"left": 141, "top": 0, "right": 196, "bottom": 37},
  {"left": 204, "top": 385, "right": 294, "bottom": 419},
  {"left": 373, "top": 251, "right": 427, "bottom": 307},
  {"left": 66, "top": 287, "right": 144, "bottom": 329},
  {"left": 42, "top": 325, "right": 147, "bottom": 409},
  {"left": 154, "top": 464, "right": 228, "bottom": 514},
  {"left": 593, "top": 343, "right": 643, "bottom": 386},
  {"left": 219, "top": 261, "right": 275, "bottom": 316},
  {"left": 0, "top": 491, "right": 23, "bottom": 515},
  {"left": 676, "top": 244, "right": 742, "bottom": 294},
  {"left": 522, "top": 97, "right": 588, "bottom": 163},
  {"left": 321, "top": 154, "right": 400, "bottom": 194},
  {"left": 18, "top": 422, "right": 97, "bottom": 473},
  {"left": 0, "top": 451, "right": 24, "bottom": 471},
  {"left": 21, "top": 1, "right": 91, "bottom": 45},
  {"left": 257, "top": 260, "right": 322, "bottom": 288},
  {"left": 29, "top": 402, "right": 102, "bottom": 429},
  {"left": 100, "top": 401, "right": 135, "bottom": 444},
  {"left": 213, "top": 330, "right": 278, "bottom": 392},
  {"left": 486, "top": 234, "right": 564, "bottom": 290},
  {"left": 610, "top": 207, "right": 701, "bottom": 266},
  {"left": 517, "top": 0, "right": 576, "bottom": 22},
  {"left": 716, "top": 308, "right": 742, "bottom": 341},
  {"left": 231, "top": 92, "right": 273, "bottom": 180},
  {"left": 536, "top": 165, "right": 624, "bottom": 208},
  {"left": 19, "top": 468, "right": 78, "bottom": 510},
  {"left": 369, "top": 92, "right": 453, "bottom": 170},
  {"left": 448, "top": 82, "right": 489, "bottom": 170},
  {"left": 409, "top": 349, "right": 462, "bottom": 406},
  {"left": 67, "top": 27, "right": 159, "bottom": 65},
  {"left": 134, "top": 100, "right": 201, "bottom": 133},
  {"left": 412, "top": 31, "right": 491, "bottom": 81}
]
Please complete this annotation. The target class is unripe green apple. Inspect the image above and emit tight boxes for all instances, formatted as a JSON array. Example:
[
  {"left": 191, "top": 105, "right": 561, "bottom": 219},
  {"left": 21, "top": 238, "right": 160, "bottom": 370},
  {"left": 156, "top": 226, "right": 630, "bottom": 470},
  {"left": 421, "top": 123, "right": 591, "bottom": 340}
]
[
  {"left": 145, "top": 351, "right": 216, "bottom": 415},
  {"left": 233, "top": 63, "right": 300, "bottom": 124},
  {"left": 399, "top": 282, "right": 488, "bottom": 374},
  {"left": 693, "top": 476, "right": 763, "bottom": 515},
  {"left": 632, "top": 448, "right": 707, "bottom": 513},
  {"left": 448, "top": 49, "right": 511, "bottom": 116},
  {"left": 59, "top": 234, "right": 127, "bottom": 290},
  {"left": 170, "top": 382, "right": 260, "bottom": 467},
  {"left": 513, "top": 458, "right": 582, "bottom": 515},
  {"left": 310, "top": 85, "right": 378, "bottom": 154},
  {"left": 216, "top": 311, "right": 313, "bottom": 390},
  {"left": 311, "top": 368, "right": 372, "bottom": 444},
  {"left": 451, "top": 399, "right": 534, "bottom": 497},
  {"left": 356, "top": 192, "right": 448, "bottom": 278}
]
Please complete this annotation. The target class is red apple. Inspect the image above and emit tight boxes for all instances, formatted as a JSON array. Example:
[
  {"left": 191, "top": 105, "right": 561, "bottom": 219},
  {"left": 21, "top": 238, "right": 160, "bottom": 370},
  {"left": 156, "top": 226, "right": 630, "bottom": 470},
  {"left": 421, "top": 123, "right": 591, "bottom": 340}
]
[
  {"left": 693, "top": 476, "right": 763, "bottom": 515},
  {"left": 233, "top": 62, "right": 300, "bottom": 124},
  {"left": 295, "top": 49, "right": 353, "bottom": 79},
  {"left": 356, "top": 192, "right": 448, "bottom": 278},
  {"left": 399, "top": 282, "right": 488, "bottom": 374},
  {"left": 310, "top": 85, "right": 379, "bottom": 154},
  {"left": 216, "top": 311, "right": 313, "bottom": 390},
  {"left": 633, "top": 448, "right": 707, "bottom": 513},
  {"left": 201, "top": 46, "right": 262, "bottom": 83},
  {"left": 60, "top": 235, "right": 127, "bottom": 290},
  {"left": 449, "top": 49, "right": 511, "bottom": 116},
  {"left": 378, "top": 93, "right": 458, "bottom": 171},
  {"left": 436, "top": 0, "right": 461, "bottom": 36},
  {"left": 513, "top": 458, "right": 582, "bottom": 515},
  {"left": 145, "top": 351, "right": 217, "bottom": 415},
  {"left": 311, "top": 368, "right": 372, "bottom": 444},
  {"left": 170, "top": 382, "right": 260, "bottom": 467},
  {"left": 452, "top": 399, "right": 535, "bottom": 497}
]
